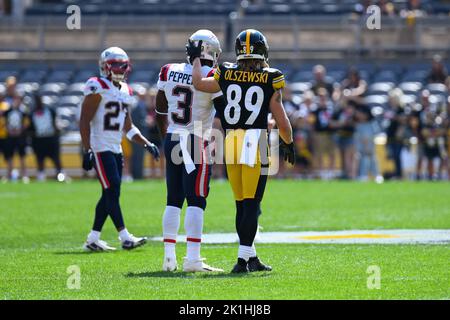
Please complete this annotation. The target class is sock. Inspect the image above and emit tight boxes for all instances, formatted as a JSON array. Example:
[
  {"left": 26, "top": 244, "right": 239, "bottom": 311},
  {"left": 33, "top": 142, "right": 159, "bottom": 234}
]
[
  {"left": 237, "top": 199, "right": 259, "bottom": 246},
  {"left": 238, "top": 245, "right": 253, "bottom": 262},
  {"left": 185, "top": 206, "right": 204, "bottom": 261},
  {"left": 250, "top": 244, "right": 257, "bottom": 258},
  {"left": 87, "top": 230, "right": 101, "bottom": 243},
  {"left": 118, "top": 228, "right": 131, "bottom": 241},
  {"left": 163, "top": 206, "right": 181, "bottom": 258}
]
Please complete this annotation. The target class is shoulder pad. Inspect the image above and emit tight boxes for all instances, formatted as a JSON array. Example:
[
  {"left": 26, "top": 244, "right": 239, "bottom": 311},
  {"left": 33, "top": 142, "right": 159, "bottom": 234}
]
[
  {"left": 159, "top": 64, "right": 171, "bottom": 82},
  {"left": 83, "top": 77, "right": 108, "bottom": 96}
]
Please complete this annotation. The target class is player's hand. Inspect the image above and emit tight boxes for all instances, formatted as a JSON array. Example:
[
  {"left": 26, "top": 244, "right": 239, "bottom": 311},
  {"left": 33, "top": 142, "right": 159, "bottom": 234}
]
[
  {"left": 280, "top": 139, "right": 295, "bottom": 165},
  {"left": 82, "top": 149, "right": 94, "bottom": 171},
  {"left": 186, "top": 39, "right": 202, "bottom": 61},
  {"left": 145, "top": 143, "right": 160, "bottom": 160}
]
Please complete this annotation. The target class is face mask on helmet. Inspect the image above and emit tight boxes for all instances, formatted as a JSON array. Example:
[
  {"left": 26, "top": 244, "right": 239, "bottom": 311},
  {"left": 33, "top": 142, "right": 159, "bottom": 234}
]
[{"left": 104, "top": 60, "right": 131, "bottom": 82}]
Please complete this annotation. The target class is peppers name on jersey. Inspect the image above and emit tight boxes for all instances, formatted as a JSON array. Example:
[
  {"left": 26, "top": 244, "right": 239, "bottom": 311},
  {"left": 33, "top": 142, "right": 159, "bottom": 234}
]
[{"left": 83, "top": 76, "right": 134, "bottom": 154}]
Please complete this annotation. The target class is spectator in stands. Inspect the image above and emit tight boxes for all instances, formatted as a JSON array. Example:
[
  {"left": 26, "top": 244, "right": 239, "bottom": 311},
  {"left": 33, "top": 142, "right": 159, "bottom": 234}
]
[
  {"left": 340, "top": 67, "right": 367, "bottom": 105},
  {"left": 130, "top": 88, "right": 148, "bottom": 180},
  {"left": 410, "top": 90, "right": 428, "bottom": 179},
  {"left": 354, "top": 103, "right": 382, "bottom": 182},
  {"left": 331, "top": 100, "right": 356, "bottom": 180},
  {"left": 312, "top": 88, "right": 336, "bottom": 179},
  {"left": 401, "top": 0, "right": 430, "bottom": 17},
  {"left": 311, "top": 65, "right": 334, "bottom": 99},
  {"left": 386, "top": 88, "right": 410, "bottom": 179},
  {"left": 427, "top": 55, "right": 448, "bottom": 84},
  {"left": 146, "top": 88, "right": 164, "bottom": 178},
  {"left": 420, "top": 106, "right": 446, "bottom": 180},
  {"left": 29, "top": 95, "right": 64, "bottom": 182},
  {"left": 3, "top": 93, "right": 29, "bottom": 182},
  {"left": 282, "top": 86, "right": 300, "bottom": 119},
  {"left": 291, "top": 91, "right": 315, "bottom": 176},
  {"left": 4, "top": 76, "right": 18, "bottom": 106},
  {"left": 0, "top": 93, "right": 9, "bottom": 177},
  {"left": 378, "top": 0, "right": 397, "bottom": 16}
]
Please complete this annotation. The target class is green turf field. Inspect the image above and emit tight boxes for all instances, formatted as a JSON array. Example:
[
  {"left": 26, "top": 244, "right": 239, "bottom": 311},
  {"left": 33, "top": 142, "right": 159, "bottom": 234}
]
[{"left": 0, "top": 180, "right": 449, "bottom": 299}]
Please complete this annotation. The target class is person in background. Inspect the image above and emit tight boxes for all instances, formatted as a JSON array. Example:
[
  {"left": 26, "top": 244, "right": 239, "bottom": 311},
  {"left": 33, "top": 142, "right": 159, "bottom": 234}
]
[
  {"left": 354, "top": 103, "right": 382, "bottom": 182},
  {"left": 291, "top": 90, "right": 315, "bottom": 176},
  {"left": 4, "top": 76, "right": 17, "bottom": 106},
  {"left": 145, "top": 87, "right": 164, "bottom": 178},
  {"left": 411, "top": 89, "right": 431, "bottom": 179},
  {"left": 0, "top": 93, "right": 10, "bottom": 180},
  {"left": 3, "top": 93, "right": 29, "bottom": 182},
  {"left": 427, "top": 55, "right": 448, "bottom": 84},
  {"left": 331, "top": 100, "right": 356, "bottom": 180},
  {"left": 29, "top": 95, "right": 65, "bottom": 182},
  {"left": 312, "top": 88, "right": 336, "bottom": 179},
  {"left": 340, "top": 68, "right": 367, "bottom": 105},
  {"left": 420, "top": 107, "right": 446, "bottom": 180},
  {"left": 386, "top": 88, "right": 408, "bottom": 179},
  {"left": 130, "top": 87, "right": 148, "bottom": 180},
  {"left": 311, "top": 64, "right": 335, "bottom": 99}
]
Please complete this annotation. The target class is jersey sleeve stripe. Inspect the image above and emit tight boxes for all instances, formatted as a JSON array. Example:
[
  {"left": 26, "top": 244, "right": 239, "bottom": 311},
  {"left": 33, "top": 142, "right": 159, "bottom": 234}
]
[
  {"left": 127, "top": 84, "right": 133, "bottom": 96},
  {"left": 159, "top": 64, "right": 170, "bottom": 82},
  {"left": 273, "top": 79, "right": 286, "bottom": 90},
  {"left": 90, "top": 77, "right": 109, "bottom": 89},
  {"left": 272, "top": 75, "right": 285, "bottom": 82},
  {"left": 207, "top": 69, "right": 215, "bottom": 78}
]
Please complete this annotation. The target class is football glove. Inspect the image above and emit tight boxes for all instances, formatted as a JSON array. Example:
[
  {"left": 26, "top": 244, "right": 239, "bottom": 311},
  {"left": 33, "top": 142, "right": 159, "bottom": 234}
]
[
  {"left": 186, "top": 39, "right": 203, "bottom": 62},
  {"left": 82, "top": 149, "right": 94, "bottom": 171},
  {"left": 280, "top": 139, "right": 295, "bottom": 165},
  {"left": 145, "top": 143, "right": 160, "bottom": 160}
]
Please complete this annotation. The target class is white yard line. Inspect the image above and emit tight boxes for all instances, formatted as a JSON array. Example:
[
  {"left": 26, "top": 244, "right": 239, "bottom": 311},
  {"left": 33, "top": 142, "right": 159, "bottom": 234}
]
[{"left": 151, "top": 229, "right": 450, "bottom": 244}]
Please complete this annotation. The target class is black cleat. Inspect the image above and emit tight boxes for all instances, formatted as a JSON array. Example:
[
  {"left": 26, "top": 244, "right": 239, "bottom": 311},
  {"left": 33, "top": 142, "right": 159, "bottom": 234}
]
[
  {"left": 248, "top": 257, "right": 272, "bottom": 272},
  {"left": 231, "top": 258, "right": 249, "bottom": 273}
]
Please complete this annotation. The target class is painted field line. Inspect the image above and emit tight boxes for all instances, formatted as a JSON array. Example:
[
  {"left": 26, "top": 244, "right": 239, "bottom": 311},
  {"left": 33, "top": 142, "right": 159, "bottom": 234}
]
[{"left": 150, "top": 229, "right": 450, "bottom": 244}]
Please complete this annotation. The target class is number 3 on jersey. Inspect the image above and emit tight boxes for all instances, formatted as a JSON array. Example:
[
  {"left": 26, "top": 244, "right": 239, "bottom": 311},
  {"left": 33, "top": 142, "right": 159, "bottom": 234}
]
[
  {"left": 171, "top": 85, "right": 193, "bottom": 125},
  {"left": 224, "top": 84, "right": 264, "bottom": 125}
]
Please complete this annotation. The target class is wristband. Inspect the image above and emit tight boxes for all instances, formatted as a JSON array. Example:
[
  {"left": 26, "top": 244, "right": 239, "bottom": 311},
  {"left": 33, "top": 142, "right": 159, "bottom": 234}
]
[{"left": 126, "top": 126, "right": 141, "bottom": 141}]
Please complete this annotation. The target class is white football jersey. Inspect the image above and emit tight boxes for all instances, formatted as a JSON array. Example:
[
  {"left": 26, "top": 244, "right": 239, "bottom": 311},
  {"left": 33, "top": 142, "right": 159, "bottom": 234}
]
[
  {"left": 157, "top": 63, "right": 222, "bottom": 138},
  {"left": 83, "top": 76, "right": 134, "bottom": 154}
]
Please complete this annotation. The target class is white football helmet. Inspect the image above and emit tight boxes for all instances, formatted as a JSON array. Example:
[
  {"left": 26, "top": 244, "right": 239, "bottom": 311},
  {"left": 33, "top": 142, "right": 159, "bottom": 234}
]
[
  {"left": 99, "top": 46, "right": 131, "bottom": 82},
  {"left": 186, "top": 29, "right": 221, "bottom": 66}
]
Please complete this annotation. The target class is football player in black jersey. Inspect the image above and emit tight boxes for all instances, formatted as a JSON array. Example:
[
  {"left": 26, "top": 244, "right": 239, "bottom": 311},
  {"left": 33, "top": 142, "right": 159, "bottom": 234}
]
[{"left": 189, "top": 29, "right": 295, "bottom": 273}]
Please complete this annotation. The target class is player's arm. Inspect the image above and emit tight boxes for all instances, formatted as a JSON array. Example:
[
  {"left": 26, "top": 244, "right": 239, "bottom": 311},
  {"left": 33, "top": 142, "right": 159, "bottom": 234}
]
[
  {"left": 79, "top": 93, "right": 101, "bottom": 170},
  {"left": 155, "top": 89, "right": 169, "bottom": 139},
  {"left": 123, "top": 110, "right": 160, "bottom": 160},
  {"left": 269, "top": 89, "right": 295, "bottom": 165},
  {"left": 187, "top": 40, "right": 221, "bottom": 93},
  {"left": 80, "top": 93, "right": 101, "bottom": 151}
]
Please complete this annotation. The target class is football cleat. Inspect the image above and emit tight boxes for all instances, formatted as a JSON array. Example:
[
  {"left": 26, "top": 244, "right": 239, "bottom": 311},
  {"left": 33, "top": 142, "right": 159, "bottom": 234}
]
[
  {"left": 163, "top": 256, "right": 178, "bottom": 272},
  {"left": 231, "top": 258, "right": 249, "bottom": 274},
  {"left": 248, "top": 257, "right": 272, "bottom": 272},
  {"left": 120, "top": 234, "right": 147, "bottom": 250},
  {"left": 183, "top": 258, "right": 224, "bottom": 273},
  {"left": 83, "top": 240, "right": 116, "bottom": 252}
]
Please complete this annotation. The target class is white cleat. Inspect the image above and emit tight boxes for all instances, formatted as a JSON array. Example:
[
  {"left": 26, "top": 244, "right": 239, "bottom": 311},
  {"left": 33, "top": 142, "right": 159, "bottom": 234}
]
[
  {"left": 120, "top": 234, "right": 147, "bottom": 250},
  {"left": 183, "top": 258, "right": 224, "bottom": 273},
  {"left": 163, "top": 256, "right": 178, "bottom": 272},
  {"left": 83, "top": 239, "right": 116, "bottom": 252}
]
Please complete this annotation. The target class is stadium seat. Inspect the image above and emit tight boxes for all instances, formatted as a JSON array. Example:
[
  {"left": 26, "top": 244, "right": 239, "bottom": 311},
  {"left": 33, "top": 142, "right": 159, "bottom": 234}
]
[
  {"left": 373, "top": 70, "right": 398, "bottom": 83},
  {"left": 365, "top": 95, "right": 388, "bottom": 106},
  {"left": 39, "top": 82, "right": 67, "bottom": 96},
  {"left": 367, "top": 82, "right": 395, "bottom": 95},
  {"left": 426, "top": 83, "right": 447, "bottom": 96},
  {"left": 46, "top": 70, "right": 73, "bottom": 83},
  {"left": 16, "top": 82, "right": 40, "bottom": 96},
  {"left": 398, "top": 82, "right": 423, "bottom": 95},
  {"left": 289, "top": 82, "right": 312, "bottom": 94},
  {"left": 65, "top": 83, "right": 86, "bottom": 96}
]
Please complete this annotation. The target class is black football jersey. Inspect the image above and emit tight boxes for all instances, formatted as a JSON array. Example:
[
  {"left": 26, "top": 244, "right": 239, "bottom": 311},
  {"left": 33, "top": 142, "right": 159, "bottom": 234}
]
[{"left": 213, "top": 62, "right": 285, "bottom": 130}]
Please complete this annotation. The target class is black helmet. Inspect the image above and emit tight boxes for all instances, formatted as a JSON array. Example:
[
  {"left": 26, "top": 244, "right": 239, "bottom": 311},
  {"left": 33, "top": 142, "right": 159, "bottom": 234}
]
[{"left": 235, "top": 29, "right": 269, "bottom": 62}]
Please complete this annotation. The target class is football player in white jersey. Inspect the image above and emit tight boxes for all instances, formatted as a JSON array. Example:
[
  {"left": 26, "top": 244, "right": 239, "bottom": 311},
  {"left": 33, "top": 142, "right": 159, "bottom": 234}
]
[
  {"left": 155, "top": 30, "right": 225, "bottom": 272},
  {"left": 80, "top": 47, "right": 160, "bottom": 252}
]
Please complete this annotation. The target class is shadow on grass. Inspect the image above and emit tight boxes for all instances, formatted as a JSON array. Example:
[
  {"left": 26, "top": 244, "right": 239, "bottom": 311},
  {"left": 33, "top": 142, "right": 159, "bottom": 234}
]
[
  {"left": 53, "top": 251, "right": 117, "bottom": 255},
  {"left": 125, "top": 271, "right": 272, "bottom": 279}
]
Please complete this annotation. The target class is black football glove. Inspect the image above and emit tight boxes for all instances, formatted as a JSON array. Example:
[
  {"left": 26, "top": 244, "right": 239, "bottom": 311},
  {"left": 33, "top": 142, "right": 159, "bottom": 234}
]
[
  {"left": 280, "top": 139, "right": 296, "bottom": 165},
  {"left": 82, "top": 149, "right": 94, "bottom": 171},
  {"left": 145, "top": 143, "right": 160, "bottom": 160},
  {"left": 186, "top": 39, "right": 203, "bottom": 62}
]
